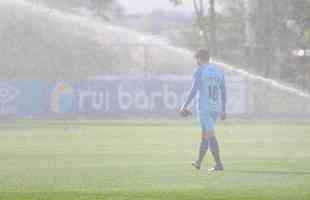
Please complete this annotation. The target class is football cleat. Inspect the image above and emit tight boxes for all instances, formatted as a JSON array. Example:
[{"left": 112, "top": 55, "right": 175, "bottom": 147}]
[
  {"left": 191, "top": 161, "right": 201, "bottom": 170},
  {"left": 208, "top": 164, "right": 224, "bottom": 172}
]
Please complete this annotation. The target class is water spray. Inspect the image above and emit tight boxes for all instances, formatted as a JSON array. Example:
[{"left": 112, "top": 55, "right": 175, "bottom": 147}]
[{"left": 4, "top": 0, "right": 310, "bottom": 104}]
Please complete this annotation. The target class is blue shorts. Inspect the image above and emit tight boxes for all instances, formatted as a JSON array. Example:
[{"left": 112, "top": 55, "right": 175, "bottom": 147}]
[{"left": 198, "top": 111, "right": 219, "bottom": 133}]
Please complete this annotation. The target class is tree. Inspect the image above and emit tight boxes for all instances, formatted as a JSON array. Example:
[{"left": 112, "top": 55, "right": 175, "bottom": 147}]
[
  {"left": 170, "top": 0, "right": 218, "bottom": 56},
  {"left": 29, "top": 0, "right": 122, "bottom": 20},
  {"left": 169, "top": 0, "right": 310, "bottom": 88}
]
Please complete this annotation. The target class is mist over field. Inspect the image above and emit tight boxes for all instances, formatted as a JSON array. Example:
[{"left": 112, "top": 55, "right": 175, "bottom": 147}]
[{"left": 0, "top": 1, "right": 310, "bottom": 200}]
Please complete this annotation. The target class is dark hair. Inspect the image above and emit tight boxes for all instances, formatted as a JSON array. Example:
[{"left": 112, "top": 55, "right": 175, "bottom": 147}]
[{"left": 195, "top": 49, "right": 210, "bottom": 61}]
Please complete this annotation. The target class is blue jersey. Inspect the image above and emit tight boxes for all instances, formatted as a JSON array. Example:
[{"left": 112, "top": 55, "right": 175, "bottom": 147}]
[{"left": 184, "top": 63, "right": 226, "bottom": 114}]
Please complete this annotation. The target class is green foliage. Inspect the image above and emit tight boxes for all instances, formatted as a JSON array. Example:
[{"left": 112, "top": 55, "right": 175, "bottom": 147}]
[
  {"left": 28, "top": 0, "right": 121, "bottom": 19},
  {"left": 0, "top": 2, "right": 129, "bottom": 79},
  {"left": 169, "top": 0, "right": 310, "bottom": 87},
  {"left": 28, "top": 0, "right": 116, "bottom": 10}
]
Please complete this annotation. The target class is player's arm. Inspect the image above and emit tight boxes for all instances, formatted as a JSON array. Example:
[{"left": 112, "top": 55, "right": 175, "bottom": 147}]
[
  {"left": 220, "top": 73, "right": 227, "bottom": 120},
  {"left": 181, "top": 71, "right": 200, "bottom": 110}
]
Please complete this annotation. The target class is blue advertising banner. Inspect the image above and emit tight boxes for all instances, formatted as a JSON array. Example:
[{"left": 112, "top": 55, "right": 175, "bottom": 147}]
[
  {"left": 49, "top": 81, "right": 75, "bottom": 114},
  {"left": 0, "top": 76, "right": 247, "bottom": 118},
  {"left": 0, "top": 80, "right": 46, "bottom": 116},
  {"left": 47, "top": 76, "right": 247, "bottom": 117},
  {"left": 74, "top": 77, "right": 189, "bottom": 117},
  {"left": 47, "top": 77, "right": 190, "bottom": 117}
]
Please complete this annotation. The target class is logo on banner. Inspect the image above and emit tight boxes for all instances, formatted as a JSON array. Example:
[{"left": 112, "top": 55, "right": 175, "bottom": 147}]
[
  {"left": 0, "top": 83, "right": 20, "bottom": 113},
  {"left": 51, "top": 82, "right": 74, "bottom": 114}
]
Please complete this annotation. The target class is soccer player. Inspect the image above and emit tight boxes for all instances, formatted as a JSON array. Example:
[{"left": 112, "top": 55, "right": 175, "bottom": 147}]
[{"left": 180, "top": 49, "right": 226, "bottom": 171}]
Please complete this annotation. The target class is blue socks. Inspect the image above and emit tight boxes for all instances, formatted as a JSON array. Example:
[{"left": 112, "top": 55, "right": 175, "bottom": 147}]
[
  {"left": 209, "top": 136, "right": 223, "bottom": 167},
  {"left": 198, "top": 139, "right": 209, "bottom": 163}
]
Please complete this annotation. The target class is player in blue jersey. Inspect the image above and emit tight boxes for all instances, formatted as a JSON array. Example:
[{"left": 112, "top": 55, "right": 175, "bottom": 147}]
[{"left": 180, "top": 49, "right": 226, "bottom": 172}]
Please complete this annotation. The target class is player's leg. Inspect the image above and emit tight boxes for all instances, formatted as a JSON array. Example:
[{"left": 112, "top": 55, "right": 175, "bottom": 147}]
[
  {"left": 192, "top": 132, "right": 209, "bottom": 169},
  {"left": 208, "top": 112, "right": 223, "bottom": 171},
  {"left": 208, "top": 135, "right": 223, "bottom": 171},
  {"left": 192, "top": 114, "right": 209, "bottom": 170},
  {"left": 198, "top": 133, "right": 209, "bottom": 163}
]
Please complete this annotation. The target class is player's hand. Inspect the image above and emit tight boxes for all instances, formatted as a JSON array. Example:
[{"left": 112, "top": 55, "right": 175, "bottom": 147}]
[
  {"left": 179, "top": 106, "right": 192, "bottom": 118},
  {"left": 220, "top": 112, "right": 226, "bottom": 121}
]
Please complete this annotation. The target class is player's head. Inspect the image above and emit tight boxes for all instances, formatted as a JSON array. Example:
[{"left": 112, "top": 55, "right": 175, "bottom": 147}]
[{"left": 195, "top": 49, "right": 210, "bottom": 66}]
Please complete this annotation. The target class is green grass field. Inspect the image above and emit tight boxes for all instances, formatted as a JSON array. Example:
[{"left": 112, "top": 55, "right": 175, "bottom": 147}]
[{"left": 0, "top": 120, "right": 310, "bottom": 200}]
